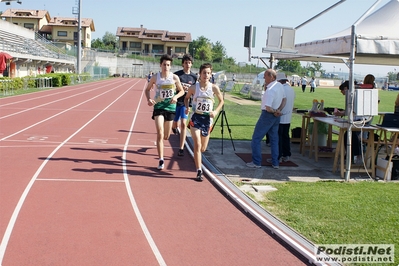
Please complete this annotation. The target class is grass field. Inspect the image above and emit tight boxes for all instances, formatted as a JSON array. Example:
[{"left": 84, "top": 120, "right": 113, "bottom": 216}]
[
  {"left": 222, "top": 85, "right": 399, "bottom": 266},
  {"left": 210, "top": 85, "right": 398, "bottom": 141},
  {"left": 253, "top": 181, "right": 399, "bottom": 266}
]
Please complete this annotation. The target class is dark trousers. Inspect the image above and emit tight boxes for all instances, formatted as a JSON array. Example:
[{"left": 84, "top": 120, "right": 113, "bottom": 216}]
[
  {"left": 302, "top": 85, "right": 306, "bottom": 92},
  {"left": 278, "top": 123, "right": 291, "bottom": 158},
  {"left": 344, "top": 131, "right": 361, "bottom": 161}
]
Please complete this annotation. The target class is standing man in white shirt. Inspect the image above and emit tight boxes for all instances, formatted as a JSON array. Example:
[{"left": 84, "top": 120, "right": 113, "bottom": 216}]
[
  {"left": 246, "top": 69, "right": 285, "bottom": 169},
  {"left": 301, "top": 76, "right": 308, "bottom": 92},
  {"left": 276, "top": 73, "right": 295, "bottom": 162},
  {"left": 309, "top": 77, "right": 316, "bottom": 93}
]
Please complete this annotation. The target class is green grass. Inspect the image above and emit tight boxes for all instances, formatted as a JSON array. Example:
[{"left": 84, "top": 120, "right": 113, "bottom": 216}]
[
  {"left": 211, "top": 86, "right": 398, "bottom": 141},
  {"left": 225, "top": 85, "right": 399, "bottom": 265},
  {"left": 4, "top": 80, "right": 399, "bottom": 265},
  {"left": 0, "top": 87, "right": 50, "bottom": 97},
  {"left": 247, "top": 181, "right": 399, "bottom": 266}
]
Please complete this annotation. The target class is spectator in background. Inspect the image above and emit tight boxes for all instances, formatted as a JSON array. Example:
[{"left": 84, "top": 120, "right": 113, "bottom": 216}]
[
  {"left": 363, "top": 74, "right": 376, "bottom": 88},
  {"left": 301, "top": 76, "right": 308, "bottom": 92},
  {"left": 395, "top": 93, "right": 399, "bottom": 113},
  {"left": 309, "top": 77, "right": 316, "bottom": 93},
  {"left": 147, "top": 71, "right": 153, "bottom": 82},
  {"left": 247, "top": 69, "right": 285, "bottom": 169},
  {"left": 232, "top": 73, "right": 236, "bottom": 82},
  {"left": 333, "top": 80, "right": 363, "bottom": 164},
  {"left": 172, "top": 54, "right": 198, "bottom": 156},
  {"left": 276, "top": 73, "right": 295, "bottom": 162}
]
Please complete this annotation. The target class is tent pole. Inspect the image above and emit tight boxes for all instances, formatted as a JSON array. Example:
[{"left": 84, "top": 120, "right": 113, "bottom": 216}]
[
  {"left": 344, "top": 25, "right": 356, "bottom": 182},
  {"left": 344, "top": 0, "right": 382, "bottom": 182},
  {"left": 295, "top": 0, "right": 346, "bottom": 30}
]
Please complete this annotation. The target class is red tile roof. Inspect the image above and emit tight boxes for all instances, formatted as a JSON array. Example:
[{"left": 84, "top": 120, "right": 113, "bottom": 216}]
[{"left": 116, "top": 26, "right": 191, "bottom": 43}]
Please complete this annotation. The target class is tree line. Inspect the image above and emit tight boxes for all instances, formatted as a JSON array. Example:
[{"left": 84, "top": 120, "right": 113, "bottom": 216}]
[{"left": 91, "top": 32, "right": 397, "bottom": 81}]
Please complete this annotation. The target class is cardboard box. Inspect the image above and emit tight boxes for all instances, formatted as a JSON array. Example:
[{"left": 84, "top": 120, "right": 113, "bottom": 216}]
[{"left": 376, "top": 158, "right": 392, "bottom": 181}]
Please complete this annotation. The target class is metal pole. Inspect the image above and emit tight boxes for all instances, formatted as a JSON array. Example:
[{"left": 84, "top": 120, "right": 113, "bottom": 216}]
[
  {"left": 344, "top": 25, "right": 356, "bottom": 182},
  {"left": 77, "top": 0, "right": 82, "bottom": 74},
  {"left": 295, "top": 0, "right": 346, "bottom": 30},
  {"left": 344, "top": 0, "right": 382, "bottom": 181}
]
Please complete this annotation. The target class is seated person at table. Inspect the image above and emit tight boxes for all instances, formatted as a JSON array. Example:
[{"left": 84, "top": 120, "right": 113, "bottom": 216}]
[
  {"left": 333, "top": 80, "right": 367, "bottom": 164},
  {"left": 362, "top": 74, "right": 376, "bottom": 88}
]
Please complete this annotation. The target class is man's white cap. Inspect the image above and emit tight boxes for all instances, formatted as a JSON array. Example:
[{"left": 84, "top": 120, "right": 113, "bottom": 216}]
[{"left": 276, "top": 72, "right": 288, "bottom": 81}]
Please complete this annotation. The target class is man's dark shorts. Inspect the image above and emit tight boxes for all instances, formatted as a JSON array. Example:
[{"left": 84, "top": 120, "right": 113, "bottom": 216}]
[{"left": 152, "top": 109, "right": 176, "bottom": 121}]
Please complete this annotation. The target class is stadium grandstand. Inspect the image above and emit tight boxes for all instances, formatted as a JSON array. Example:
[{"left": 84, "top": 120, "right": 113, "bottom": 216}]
[{"left": 0, "top": 19, "right": 76, "bottom": 78}]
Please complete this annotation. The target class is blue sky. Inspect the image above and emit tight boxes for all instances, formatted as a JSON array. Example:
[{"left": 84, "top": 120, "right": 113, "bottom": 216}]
[{"left": 3, "top": 0, "right": 397, "bottom": 77}]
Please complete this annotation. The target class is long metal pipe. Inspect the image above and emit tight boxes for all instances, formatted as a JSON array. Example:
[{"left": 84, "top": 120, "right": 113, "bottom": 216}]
[
  {"left": 77, "top": 0, "right": 82, "bottom": 74},
  {"left": 295, "top": 0, "right": 346, "bottom": 30},
  {"left": 344, "top": 0, "right": 383, "bottom": 181}
]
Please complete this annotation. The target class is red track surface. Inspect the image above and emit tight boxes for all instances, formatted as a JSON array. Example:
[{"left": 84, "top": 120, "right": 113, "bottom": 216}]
[{"left": 0, "top": 78, "right": 308, "bottom": 265}]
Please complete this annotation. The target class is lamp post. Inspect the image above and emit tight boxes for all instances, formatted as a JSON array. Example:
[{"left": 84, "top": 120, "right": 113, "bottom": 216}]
[{"left": 2, "top": 0, "right": 23, "bottom": 25}]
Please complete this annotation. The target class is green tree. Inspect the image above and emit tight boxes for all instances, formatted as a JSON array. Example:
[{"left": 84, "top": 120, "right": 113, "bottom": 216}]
[
  {"left": 196, "top": 46, "right": 213, "bottom": 61},
  {"left": 191, "top": 36, "right": 212, "bottom": 60},
  {"left": 306, "top": 62, "right": 324, "bottom": 76},
  {"left": 91, "top": 38, "right": 105, "bottom": 49},
  {"left": 224, "top": 57, "right": 236, "bottom": 65},
  {"left": 387, "top": 71, "right": 398, "bottom": 82},
  {"left": 275, "top": 60, "right": 301, "bottom": 73},
  {"left": 102, "top": 31, "right": 118, "bottom": 49},
  {"left": 91, "top": 32, "right": 118, "bottom": 51},
  {"left": 212, "top": 41, "right": 226, "bottom": 63}
]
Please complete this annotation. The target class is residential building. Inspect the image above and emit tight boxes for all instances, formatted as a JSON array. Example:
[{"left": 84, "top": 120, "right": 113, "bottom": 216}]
[
  {"left": 44, "top": 16, "right": 95, "bottom": 48},
  {"left": 1, "top": 9, "right": 95, "bottom": 48},
  {"left": 0, "top": 9, "right": 50, "bottom": 32},
  {"left": 116, "top": 25, "right": 191, "bottom": 57}
]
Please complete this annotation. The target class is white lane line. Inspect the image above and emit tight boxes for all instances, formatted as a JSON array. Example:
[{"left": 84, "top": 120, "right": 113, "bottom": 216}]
[
  {"left": 0, "top": 81, "right": 129, "bottom": 142},
  {"left": 121, "top": 85, "right": 167, "bottom": 266},
  {"left": 0, "top": 79, "right": 124, "bottom": 108},
  {"left": 0, "top": 79, "right": 128, "bottom": 120},
  {"left": 0, "top": 80, "right": 141, "bottom": 264},
  {"left": 36, "top": 179, "right": 124, "bottom": 183},
  {"left": 0, "top": 143, "right": 155, "bottom": 148}
]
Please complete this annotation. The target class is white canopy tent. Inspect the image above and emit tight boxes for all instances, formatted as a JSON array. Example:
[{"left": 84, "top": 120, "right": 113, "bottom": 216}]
[
  {"left": 274, "top": 0, "right": 399, "bottom": 66},
  {"left": 267, "top": 0, "right": 399, "bottom": 181}
]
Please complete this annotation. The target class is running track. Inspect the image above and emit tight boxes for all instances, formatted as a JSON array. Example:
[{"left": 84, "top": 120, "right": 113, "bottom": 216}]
[{"left": 0, "top": 78, "right": 309, "bottom": 265}]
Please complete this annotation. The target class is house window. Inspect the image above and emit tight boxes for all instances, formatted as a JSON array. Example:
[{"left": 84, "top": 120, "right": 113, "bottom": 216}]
[
  {"left": 175, "top": 47, "right": 186, "bottom": 53},
  {"left": 57, "top": 31, "right": 68, "bottom": 37},
  {"left": 130, "top": 42, "right": 141, "bottom": 48},
  {"left": 152, "top": 44, "right": 163, "bottom": 53},
  {"left": 24, "top": 23, "right": 34, "bottom": 30}
]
